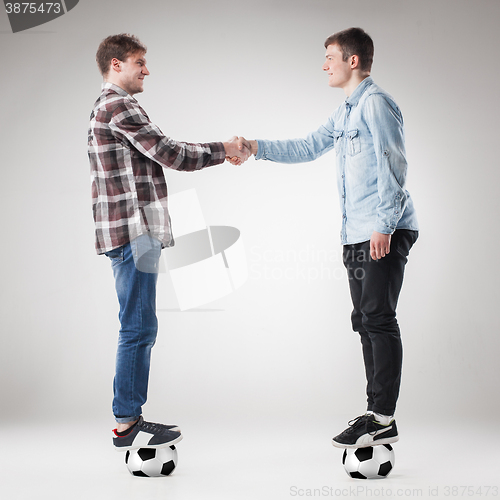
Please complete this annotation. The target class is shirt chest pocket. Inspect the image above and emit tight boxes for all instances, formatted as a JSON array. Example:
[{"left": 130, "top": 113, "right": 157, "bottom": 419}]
[{"left": 347, "top": 129, "right": 361, "bottom": 156}]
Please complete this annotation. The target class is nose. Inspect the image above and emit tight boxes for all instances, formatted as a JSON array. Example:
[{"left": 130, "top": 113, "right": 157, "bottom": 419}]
[
  {"left": 322, "top": 61, "right": 329, "bottom": 71},
  {"left": 143, "top": 65, "right": 150, "bottom": 76}
]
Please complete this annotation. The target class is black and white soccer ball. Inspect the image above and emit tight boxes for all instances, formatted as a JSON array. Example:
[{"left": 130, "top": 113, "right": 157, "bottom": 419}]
[
  {"left": 125, "top": 446, "right": 178, "bottom": 477},
  {"left": 342, "top": 444, "right": 395, "bottom": 479}
]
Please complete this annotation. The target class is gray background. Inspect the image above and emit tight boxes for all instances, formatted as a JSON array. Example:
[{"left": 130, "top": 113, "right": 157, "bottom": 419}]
[{"left": 1, "top": 0, "right": 499, "bottom": 448}]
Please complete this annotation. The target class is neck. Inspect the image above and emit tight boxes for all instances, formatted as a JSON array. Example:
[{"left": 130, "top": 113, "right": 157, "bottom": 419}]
[
  {"left": 104, "top": 77, "right": 130, "bottom": 94},
  {"left": 343, "top": 73, "right": 370, "bottom": 97}
]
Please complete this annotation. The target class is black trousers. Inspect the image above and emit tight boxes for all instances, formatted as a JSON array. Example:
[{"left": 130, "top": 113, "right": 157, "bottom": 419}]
[{"left": 343, "top": 229, "right": 418, "bottom": 416}]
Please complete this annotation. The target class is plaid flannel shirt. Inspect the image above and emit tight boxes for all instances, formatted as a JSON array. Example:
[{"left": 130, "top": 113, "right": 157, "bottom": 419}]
[{"left": 88, "top": 83, "right": 226, "bottom": 254}]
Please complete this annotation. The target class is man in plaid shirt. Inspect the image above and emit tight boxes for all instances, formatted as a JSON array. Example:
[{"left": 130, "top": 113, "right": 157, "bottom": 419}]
[{"left": 88, "top": 33, "right": 249, "bottom": 451}]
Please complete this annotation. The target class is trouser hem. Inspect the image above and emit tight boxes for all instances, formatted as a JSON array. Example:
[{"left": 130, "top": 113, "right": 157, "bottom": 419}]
[{"left": 115, "top": 415, "right": 141, "bottom": 424}]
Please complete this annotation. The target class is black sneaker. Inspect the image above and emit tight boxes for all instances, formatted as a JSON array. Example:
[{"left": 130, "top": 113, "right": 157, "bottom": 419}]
[
  {"left": 331, "top": 414, "right": 399, "bottom": 448},
  {"left": 113, "top": 416, "right": 183, "bottom": 451}
]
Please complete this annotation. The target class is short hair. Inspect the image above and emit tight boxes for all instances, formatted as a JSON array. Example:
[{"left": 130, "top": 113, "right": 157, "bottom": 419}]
[
  {"left": 96, "top": 33, "right": 147, "bottom": 77},
  {"left": 324, "top": 27, "right": 374, "bottom": 73}
]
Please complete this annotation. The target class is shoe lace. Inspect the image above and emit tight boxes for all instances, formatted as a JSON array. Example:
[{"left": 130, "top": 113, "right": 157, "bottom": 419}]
[
  {"left": 345, "top": 415, "right": 369, "bottom": 434},
  {"left": 139, "top": 420, "right": 170, "bottom": 434}
]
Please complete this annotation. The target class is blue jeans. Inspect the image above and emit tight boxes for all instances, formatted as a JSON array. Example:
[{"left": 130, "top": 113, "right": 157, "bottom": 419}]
[{"left": 105, "top": 235, "right": 162, "bottom": 424}]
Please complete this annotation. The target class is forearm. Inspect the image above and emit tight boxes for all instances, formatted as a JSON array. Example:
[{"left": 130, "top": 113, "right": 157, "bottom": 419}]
[
  {"left": 254, "top": 129, "right": 334, "bottom": 164},
  {"left": 374, "top": 150, "right": 408, "bottom": 233},
  {"left": 374, "top": 184, "right": 407, "bottom": 234},
  {"left": 135, "top": 135, "right": 226, "bottom": 172},
  {"left": 172, "top": 141, "right": 226, "bottom": 171}
]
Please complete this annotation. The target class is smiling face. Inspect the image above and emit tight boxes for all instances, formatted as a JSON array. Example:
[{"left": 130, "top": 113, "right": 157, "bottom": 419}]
[
  {"left": 322, "top": 44, "right": 352, "bottom": 90},
  {"left": 110, "top": 51, "right": 150, "bottom": 95}
]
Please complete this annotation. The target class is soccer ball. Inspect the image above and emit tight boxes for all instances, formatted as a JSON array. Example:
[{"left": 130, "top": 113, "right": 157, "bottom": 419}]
[
  {"left": 125, "top": 446, "right": 178, "bottom": 477},
  {"left": 342, "top": 444, "right": 395, "bottom": 479}
]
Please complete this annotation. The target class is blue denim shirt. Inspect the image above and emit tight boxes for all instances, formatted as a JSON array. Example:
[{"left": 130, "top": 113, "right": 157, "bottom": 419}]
[{"left": 255, "top": 77, "right": 419, "bottom": 245}]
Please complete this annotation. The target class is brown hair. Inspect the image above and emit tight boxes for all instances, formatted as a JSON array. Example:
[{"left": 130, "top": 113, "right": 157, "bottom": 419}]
[
  {"left": 324, "top": 27, "right": 374, "bottom": 73},
  {"left": 96, "top": 34, "right": 147, "bottom": 77}
]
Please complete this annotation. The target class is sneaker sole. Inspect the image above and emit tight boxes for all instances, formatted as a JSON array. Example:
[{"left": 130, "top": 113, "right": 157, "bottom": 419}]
[
  {"left": 114, "top": 433, "right": 183, "bottom": 452},
  {"left": 331, "top": 435, "right": 399, "bottom": 449}
]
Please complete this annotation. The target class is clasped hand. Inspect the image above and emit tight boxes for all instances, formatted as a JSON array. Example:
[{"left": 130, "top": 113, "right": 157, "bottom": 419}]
[{"left": 224, "top": 136, "right": 253, "bottom": 165}]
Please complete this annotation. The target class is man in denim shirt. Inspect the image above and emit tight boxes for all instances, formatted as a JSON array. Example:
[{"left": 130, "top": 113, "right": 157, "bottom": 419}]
[{"left": 237, "top": 28, "right": 418, "bottom": 448}]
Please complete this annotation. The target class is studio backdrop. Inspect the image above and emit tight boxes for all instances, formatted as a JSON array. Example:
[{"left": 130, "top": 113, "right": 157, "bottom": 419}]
[{"left": 0, "top": 0, "right": 498, "bottom": 426}]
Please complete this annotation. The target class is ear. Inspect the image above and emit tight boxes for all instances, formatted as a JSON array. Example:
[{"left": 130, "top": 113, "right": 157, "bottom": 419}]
[
  {"left": 349, "top": 55, "right": 360, "bottom": 70},
  {"left": 110, "top": 57, "right": 122, "bottom": 74}
]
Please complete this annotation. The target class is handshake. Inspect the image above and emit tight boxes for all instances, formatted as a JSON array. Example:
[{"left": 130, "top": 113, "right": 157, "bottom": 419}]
[{"left": 223, "top": 136, "right": 257, "bottom": 166}]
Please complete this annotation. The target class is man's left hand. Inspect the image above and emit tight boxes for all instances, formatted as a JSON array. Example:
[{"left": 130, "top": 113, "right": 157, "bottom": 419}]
[{"left": 370, "top": 231, "right": 391, "bottom": 261}]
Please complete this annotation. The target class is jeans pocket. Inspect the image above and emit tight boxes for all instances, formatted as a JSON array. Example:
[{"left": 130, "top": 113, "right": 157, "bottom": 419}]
[
  {"left": 394, "top": 230, "right": 418, "bottom": 259},
  {"left": 131, "top": 235, "right": 162, "bottom": 273},
  {"left": 105, "top": 246, "right": 124, "bottom": 265},
  {"left": 347, "top": 129, "right": 361, "bottom": 156}
]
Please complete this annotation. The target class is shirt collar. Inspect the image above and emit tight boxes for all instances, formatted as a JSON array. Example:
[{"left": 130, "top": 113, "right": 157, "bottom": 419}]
[
  {"left": 101, "top": 82, "right": 137, "bottom": 102},
  {"left": 345, "top": 76, "right": 373, "bottom": 107}
]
